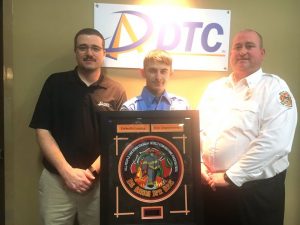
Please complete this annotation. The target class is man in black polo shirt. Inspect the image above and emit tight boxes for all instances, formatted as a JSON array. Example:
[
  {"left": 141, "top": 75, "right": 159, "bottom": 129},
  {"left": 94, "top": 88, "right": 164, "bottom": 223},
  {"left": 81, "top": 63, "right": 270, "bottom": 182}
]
[{"left": 30, "top": 28, "right": 127, "bottom": 225}]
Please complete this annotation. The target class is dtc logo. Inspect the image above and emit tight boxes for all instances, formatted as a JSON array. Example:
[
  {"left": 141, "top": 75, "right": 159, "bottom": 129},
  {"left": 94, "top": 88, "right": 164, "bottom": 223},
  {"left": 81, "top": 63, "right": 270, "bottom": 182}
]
[
  {"left": 106, "top": 11, "right": 153, "bottom": 60},
  {"left": 106, "top": 10, "right": 225, "bottom": 60}
]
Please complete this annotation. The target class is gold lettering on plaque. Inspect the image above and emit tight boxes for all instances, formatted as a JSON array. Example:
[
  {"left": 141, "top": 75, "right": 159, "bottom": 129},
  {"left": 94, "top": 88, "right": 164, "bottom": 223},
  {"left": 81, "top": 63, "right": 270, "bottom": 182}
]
[
  {"left": 151, "top": 124, "right": 184, "bottom": 132},
  {"left": 117, "top": 124, "right": 150, "bottom": 133},
  {"left": 162, "top": 179, "right": 174, "bottom": 192},
  {"left": 126, "top": 178, "right": 135, "bottom": 188},
  {"left": 152, "top": 188, "right": 164, "bottom": 197},
  {"left": 134, "top": 186, "right": 151, "bottom": 197}
]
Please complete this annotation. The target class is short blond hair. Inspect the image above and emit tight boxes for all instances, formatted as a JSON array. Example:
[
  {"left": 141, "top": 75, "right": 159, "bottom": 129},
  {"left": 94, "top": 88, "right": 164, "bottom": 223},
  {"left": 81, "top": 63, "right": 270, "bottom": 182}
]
[{"left": 143, "top": 49, "right": 172, "bottom": 69}]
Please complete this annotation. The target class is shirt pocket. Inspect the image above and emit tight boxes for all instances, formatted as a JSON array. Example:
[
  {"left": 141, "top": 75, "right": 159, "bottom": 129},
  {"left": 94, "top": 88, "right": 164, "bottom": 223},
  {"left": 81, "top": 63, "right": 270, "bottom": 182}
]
[{"left": 230, "top": 100, "right": 259, "bottom": 134}]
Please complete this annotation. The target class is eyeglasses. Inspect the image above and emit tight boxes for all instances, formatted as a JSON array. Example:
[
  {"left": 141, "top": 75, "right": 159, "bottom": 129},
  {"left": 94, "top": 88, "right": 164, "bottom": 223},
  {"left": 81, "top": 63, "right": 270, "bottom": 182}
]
[{"left": 76, "top": 45, "right": 104, "bottom": 53}]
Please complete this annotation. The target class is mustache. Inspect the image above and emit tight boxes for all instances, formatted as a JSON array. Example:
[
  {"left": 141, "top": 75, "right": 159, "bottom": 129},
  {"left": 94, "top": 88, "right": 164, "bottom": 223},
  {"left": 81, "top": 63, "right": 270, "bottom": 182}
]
[{"left": 83, "top": 56, "right": 96, "bottom": 62}]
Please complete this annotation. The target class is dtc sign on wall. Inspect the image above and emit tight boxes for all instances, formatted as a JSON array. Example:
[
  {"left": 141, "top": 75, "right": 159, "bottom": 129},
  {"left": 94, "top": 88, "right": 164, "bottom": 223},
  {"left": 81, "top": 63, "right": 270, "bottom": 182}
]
[{"left": 94, "top": 3, "right": 231, "bottom": 71}]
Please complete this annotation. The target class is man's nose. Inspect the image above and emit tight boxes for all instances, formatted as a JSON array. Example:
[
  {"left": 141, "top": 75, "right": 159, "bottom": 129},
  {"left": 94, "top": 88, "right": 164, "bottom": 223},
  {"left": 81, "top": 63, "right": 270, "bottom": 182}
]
[
  {"left": 154, "top": 72, "right": 163, "bottom": 80},
  {"left": 239, "top": 46, "right": 247, "bottom": 55},
  {"left": 86, "top": 48, "right": 94, "bottom": 55}
]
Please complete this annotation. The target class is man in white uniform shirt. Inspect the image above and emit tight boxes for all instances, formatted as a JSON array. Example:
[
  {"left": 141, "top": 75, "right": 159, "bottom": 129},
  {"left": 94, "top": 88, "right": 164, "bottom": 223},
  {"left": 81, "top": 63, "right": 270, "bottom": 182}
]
[{"left": 199, "top": 29, "right": 297, "bottom": 225}]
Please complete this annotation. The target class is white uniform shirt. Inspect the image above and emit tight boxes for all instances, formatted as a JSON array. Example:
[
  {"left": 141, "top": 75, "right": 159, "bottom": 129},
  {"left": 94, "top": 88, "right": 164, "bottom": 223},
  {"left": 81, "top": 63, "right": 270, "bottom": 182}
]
[{"left": 199, "top": 68, "right": 297, "bottom": 187}]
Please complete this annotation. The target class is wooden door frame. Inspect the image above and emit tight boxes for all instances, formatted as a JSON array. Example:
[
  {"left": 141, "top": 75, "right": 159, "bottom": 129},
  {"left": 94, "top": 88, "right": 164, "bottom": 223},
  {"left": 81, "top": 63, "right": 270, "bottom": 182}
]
[{"left": 0, "top": 0, "right": 5, "bottom": 223}]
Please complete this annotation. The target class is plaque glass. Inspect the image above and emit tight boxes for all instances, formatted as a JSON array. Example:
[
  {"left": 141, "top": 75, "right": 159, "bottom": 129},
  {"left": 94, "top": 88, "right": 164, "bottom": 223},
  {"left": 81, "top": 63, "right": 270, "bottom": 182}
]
[{"left": 99, "top": 110, "right": 202, "bottom": 225}]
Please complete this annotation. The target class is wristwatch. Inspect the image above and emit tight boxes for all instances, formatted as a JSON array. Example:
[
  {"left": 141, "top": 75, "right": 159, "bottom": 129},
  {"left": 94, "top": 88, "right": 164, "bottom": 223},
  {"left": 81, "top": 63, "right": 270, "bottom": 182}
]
[
  {"left": 88, "top": 166, "right": 98, "bottom": 178},
  {"left": 224, "top": 173, "right": 235, "bottom": 186}
]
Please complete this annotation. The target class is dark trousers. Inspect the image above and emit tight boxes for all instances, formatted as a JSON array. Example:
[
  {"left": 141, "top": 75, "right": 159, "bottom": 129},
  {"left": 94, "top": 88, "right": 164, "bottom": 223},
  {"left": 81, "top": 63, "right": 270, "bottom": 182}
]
[{"left": 201, "top": 171, "right": 286, "bottom": 225}]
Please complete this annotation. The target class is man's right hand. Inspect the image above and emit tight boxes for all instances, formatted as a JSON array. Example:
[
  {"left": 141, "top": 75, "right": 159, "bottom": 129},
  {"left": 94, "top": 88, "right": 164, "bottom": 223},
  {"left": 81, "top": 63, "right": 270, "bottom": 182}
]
[
  {"left": 201, "top": 163, "right": 216, "bottom": 191},
  {"left": 61, "top": 167, "right": 94, "bottom": 193}
]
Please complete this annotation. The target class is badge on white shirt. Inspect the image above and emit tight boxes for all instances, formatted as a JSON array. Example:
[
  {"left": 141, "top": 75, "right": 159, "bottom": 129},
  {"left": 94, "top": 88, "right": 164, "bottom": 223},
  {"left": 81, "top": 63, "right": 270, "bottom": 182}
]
[{"left": 279, "top": 91, "right": 293, "bottom": 108}]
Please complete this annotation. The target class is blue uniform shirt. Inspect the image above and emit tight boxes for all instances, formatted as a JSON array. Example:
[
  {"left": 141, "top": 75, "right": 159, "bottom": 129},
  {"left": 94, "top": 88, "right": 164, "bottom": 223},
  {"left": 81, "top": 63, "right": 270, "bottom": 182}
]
[{"left": 120, "top": 86, "right": 189, "bottom": 111}]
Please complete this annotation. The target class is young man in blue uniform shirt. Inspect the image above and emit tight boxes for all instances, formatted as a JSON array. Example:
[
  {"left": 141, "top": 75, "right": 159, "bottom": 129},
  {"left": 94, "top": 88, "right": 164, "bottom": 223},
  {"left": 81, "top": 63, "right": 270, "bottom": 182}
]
[{"left": 121, "top": 49, "right": 189, "bottom": 111}]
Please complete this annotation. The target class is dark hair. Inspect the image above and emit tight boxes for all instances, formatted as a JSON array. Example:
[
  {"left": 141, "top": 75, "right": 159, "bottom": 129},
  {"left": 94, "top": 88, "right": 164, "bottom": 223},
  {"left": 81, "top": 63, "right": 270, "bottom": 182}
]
[{"left": 74, "top": 28, "right": 105, "bottom": 50}]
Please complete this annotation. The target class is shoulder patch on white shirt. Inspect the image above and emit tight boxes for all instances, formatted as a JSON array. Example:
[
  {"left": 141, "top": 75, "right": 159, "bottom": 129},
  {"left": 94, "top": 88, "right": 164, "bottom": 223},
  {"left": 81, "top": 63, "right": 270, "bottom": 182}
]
[{"left": 279, "top": 91, "right": 292, "bottom": 108}]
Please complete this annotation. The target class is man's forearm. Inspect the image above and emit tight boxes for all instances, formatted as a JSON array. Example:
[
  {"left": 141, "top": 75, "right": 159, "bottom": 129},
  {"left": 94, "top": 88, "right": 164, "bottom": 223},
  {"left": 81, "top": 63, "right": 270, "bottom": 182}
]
[{"left": 36, "top": 128, "right": 72, "bottom": 177}]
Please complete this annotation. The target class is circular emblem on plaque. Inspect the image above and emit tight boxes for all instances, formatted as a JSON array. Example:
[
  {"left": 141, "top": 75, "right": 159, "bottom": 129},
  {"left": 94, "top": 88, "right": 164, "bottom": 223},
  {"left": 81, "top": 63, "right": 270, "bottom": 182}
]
[{"left": 118, "top": 135, "right": 184, "bottom": 203}]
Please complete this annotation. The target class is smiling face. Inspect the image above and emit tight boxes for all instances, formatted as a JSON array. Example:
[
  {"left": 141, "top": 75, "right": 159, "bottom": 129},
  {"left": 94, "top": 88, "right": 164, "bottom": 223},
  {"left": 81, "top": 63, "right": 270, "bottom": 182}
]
[
  {"left": 142, "top": 61, "right": 172, "bottom": 97},
  {"left": 75, "top": 34, "right": 106, "bottom": 73},
  {"left": 230, "top": 30, "right": 265, "bottom": 81},
  {"left": 142, "top": 49, "right": 173, "bottom": 97}
]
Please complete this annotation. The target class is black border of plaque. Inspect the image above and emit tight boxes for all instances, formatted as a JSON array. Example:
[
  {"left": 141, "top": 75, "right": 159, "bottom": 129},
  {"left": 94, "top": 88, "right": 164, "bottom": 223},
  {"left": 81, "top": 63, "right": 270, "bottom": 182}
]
[{"left": 98, "top": 110, "right": 202, "bottom": 225}]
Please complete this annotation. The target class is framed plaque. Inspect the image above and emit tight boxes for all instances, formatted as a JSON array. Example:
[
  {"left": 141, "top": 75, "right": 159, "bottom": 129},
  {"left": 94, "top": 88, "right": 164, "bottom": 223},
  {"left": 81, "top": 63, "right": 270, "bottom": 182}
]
[{"left": 99, "top": 110, "right": 202, "bottom": 225}]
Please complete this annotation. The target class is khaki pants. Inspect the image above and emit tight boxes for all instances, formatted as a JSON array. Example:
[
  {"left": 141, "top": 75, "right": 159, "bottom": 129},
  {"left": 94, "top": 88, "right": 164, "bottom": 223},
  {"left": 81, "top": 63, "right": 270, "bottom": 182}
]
[{"left": 39, "top": 169, "right": 100, "bottom": 225}]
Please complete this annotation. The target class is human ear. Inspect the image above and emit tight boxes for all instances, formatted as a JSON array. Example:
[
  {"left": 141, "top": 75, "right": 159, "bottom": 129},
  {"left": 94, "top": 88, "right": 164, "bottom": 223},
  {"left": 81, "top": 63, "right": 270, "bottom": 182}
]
[{"left": 140, "top": 68, "right": 146, "bottom": 78}]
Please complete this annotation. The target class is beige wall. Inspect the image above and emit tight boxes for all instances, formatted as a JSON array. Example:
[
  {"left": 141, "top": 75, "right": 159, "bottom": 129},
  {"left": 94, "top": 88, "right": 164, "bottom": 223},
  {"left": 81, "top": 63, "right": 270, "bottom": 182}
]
[{"left": 3, "top": 0, "right": 300, "bottom": 224}]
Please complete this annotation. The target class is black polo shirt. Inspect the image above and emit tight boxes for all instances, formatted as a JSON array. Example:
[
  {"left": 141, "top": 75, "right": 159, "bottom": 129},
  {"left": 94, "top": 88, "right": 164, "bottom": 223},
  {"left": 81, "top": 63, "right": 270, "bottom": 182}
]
[{"left": 29, "top": 68, "right": 127, "bottom": 174}]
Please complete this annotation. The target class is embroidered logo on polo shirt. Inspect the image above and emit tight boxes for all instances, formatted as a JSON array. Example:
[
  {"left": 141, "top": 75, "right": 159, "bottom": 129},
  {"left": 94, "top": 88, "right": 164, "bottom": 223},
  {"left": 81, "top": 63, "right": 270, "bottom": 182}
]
[
  {"left": 279, "top": 91, "right": 292, "bottom": 108},
  {"left": 97, "top": 101, "right": 111, "bottom": 108}
]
